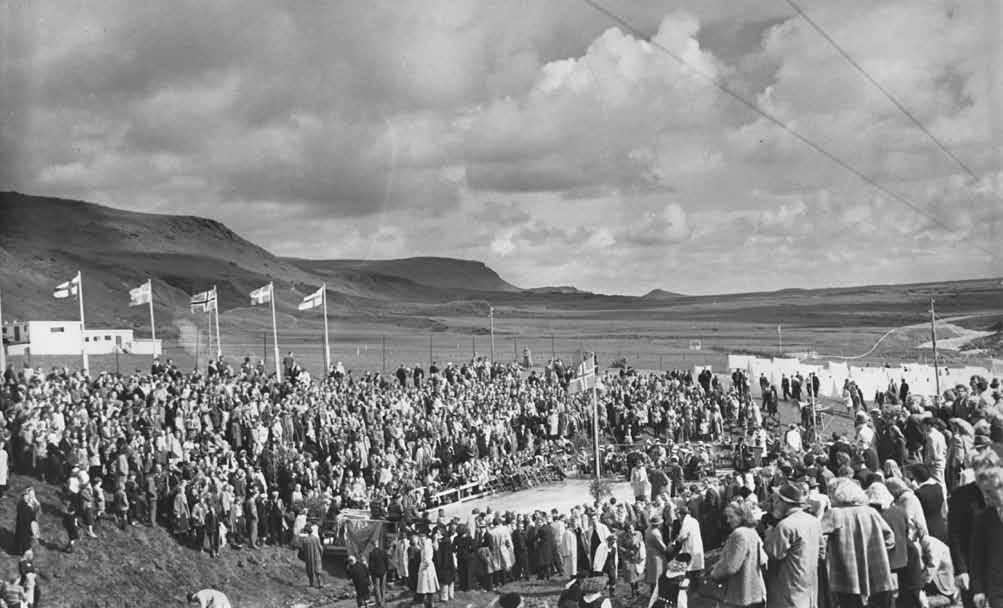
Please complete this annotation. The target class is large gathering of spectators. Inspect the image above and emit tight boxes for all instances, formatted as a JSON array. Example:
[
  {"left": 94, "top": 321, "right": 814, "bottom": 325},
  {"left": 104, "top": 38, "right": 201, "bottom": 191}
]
[{"left": 1, "top": 351, "right": 1002, "bottom": 608}]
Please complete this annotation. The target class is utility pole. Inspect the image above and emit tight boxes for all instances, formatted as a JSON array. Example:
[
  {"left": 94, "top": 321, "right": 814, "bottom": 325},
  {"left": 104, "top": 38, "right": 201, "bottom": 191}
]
[
  {"left": 263, "top": 332, "right": 267, "bottom": 367},
  {"left": 930, "top": 298, "right": 941, "bottom": 403},
  {"left": 471, "top": 335, "right": 476, "bottom": 360},
  {"left": 514, "top": 337, "right": 518, "bottom": 362},
  {"left": 382, "top": 335, "right": 386, "bottom": 373},
  {"left": 428, "top": 334, "right": 432, "bottom": 367},
  {"left": 778, "top": 324, "right": 783, "bottom": 356},
  {"left": 551, "top": 335, "right": 555, "bottom": 361},
  {"left": 489, "top": 306, "right": 495, "bottom": 363}
]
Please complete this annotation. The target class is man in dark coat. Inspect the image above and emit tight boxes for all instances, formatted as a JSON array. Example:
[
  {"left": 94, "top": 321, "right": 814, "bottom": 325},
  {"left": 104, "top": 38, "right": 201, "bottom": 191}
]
[
  {"left": 537, "top": 516, "right": 558, "bottom": 580},
  {"left": 368, "top": 544, "right": 388, "bottom": 608},
  {"left": 949, "top": 447, "right": 996, "bottom": 608},
  {"left": 346, "top": 555, "right": 370, "bottom": 605}
]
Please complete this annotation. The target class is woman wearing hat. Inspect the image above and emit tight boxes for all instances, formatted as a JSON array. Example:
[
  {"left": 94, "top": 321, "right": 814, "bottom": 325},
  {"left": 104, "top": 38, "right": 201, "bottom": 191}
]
[{"left": 709, "top": 500, "right": 766, "bottom": 608}]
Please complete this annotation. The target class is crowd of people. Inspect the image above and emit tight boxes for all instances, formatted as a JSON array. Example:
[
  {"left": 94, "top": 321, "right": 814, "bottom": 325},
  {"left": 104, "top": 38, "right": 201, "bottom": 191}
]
[
  {"left": 1, "top": 352, "right": 1002, "bottom": 608},
  {"left": 341, "top": 370, "right": 1003, "bottom": 608}
]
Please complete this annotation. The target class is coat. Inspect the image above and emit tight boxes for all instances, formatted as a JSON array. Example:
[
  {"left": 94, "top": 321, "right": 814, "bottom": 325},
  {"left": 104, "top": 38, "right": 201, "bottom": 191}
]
[
  {"left": 645, "top": 526, "right": 668, "bottom": 585},
  {"left": 0, "top": 447, "right": 8, "bottom": 486},
  {"left": 914, "top": 482, "right": 947, "bottom": 542},
  {"left": 416, "top": 537, "right": 440, "bottom": 594},
  {"left": 302, "top": 534, "right": 323, "bottom": 577},
  {"left": 488, "top": 525, "right": 513, "bottom": 573},
  {"left": 434, "top": 536, "right": 456, "bottom": 585},
  {"left": 948, "top": 482, "right": 985, "bottom": 578},
  {"left": 823, "top": 505, "right": 896, "bottom": 596},
  {"left": 921, "top": 535, "right": 957, "bottom": 599},
  {"left": 173, "top": 491, "right": 191, "bottom": 534},
  {"left": 560, "top": 527, "right": 578, "bottom": 575},
  {"left": 537, "top": 524, "right": 557, "bottom": 570},
  {"left": 676, "top": 514, "right": 705, "bottom": 571},
  {"left": 712, "top": 526, "right": 767, "bottom": 608},
  {"left": 764, "top": 509, "right": 821, "bottom": 608}
]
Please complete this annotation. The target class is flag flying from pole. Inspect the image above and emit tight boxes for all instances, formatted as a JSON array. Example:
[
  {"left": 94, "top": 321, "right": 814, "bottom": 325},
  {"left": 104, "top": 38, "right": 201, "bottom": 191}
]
[
  {"left": 190, "top": 288, "right": 216, "bottom": 313},
  {"left": 129, "top": 280, "right": 152, "bottom": 306},
  {"left": 249, "top": 283, "right": 273, "bottom": 306},
  {"left": 53, "top": 272, "right": 81, "bottom": 299},
  {"left": 298, "top": 286, "right": 324, "bottom": 310},
  {"left": 568, "top": 352, "right": 597, "bottom": 395}
]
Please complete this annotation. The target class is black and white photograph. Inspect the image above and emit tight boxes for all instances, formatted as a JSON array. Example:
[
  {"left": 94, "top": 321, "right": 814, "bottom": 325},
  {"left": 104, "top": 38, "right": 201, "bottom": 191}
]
[{"left": 2, "top": 1, "right": 1003, "bottom": 607}]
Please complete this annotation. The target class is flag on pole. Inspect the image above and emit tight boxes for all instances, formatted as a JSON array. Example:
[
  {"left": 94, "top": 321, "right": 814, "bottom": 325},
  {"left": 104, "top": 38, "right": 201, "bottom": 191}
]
[
  {"left": 250, "top": 283, "right": 273, "bottom": 306},
  {"left": 298, "top": 286, "right": 324, "bottom": 310},
  {"left": 568, "top": 353, "right": 598, "bottom": 395},
  {"left": 190, "top": 288, "right": 217, "bottom": 313},
  {"left": 53, "top": 272, "right": 81, "bottom": 299},
  {"left": 129, "top": 280, "right": 152, "bottom": 306}
]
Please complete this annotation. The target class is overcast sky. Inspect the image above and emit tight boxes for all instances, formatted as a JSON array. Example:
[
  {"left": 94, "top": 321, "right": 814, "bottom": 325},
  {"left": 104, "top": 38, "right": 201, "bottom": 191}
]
[{"left": 3, "top": 0, "right": 1002, "bottom": 295}]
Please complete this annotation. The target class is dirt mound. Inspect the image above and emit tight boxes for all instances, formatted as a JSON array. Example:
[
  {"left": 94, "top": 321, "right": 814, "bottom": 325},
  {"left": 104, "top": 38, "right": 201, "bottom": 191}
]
[{"left": 0, "top": 474, "right": 357, "bottom": 608}]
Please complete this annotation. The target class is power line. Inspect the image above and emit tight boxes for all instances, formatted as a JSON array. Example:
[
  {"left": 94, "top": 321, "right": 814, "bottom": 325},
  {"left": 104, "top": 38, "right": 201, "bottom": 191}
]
[
  {"left": 578, "top": 0, "right": 998, "bottom": 260},
  {"left": 784, "top": 0, "right": 981, "bottom": 183}
]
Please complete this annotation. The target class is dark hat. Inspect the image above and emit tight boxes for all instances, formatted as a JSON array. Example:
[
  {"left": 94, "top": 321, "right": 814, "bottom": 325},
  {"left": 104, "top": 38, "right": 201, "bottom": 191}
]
[
  {"left": 774, "top": 482, "right": 807, "bottom": 505},
  {"left": 498, "top": 592, "right": 522, "bottom": 608}
]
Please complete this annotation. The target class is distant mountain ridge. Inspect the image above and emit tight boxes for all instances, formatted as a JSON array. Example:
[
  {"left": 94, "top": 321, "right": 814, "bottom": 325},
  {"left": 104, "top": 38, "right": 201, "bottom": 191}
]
[
  {"left": 642, "top": 288, "right": 685, "bottom": 300},
  {"left": 523, "top": 286, "right": 592, "bottom": 295},
  {"left": 2, "top": 191, "right": 1002, "bottom": 340},
  {"left": 285, "top": 256, "right": 521, "bottom": 293}
]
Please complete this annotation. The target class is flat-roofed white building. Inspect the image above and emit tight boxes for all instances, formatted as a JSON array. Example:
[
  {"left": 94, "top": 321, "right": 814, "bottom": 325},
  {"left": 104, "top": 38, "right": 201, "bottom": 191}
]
[{"left": 1, "top": 321, "right": 161, "bottom": 356}]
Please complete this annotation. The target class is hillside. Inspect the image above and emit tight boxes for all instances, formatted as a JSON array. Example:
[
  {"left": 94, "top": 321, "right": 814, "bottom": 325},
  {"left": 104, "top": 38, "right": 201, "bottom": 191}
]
[
  {"left": 641, "top": 288, "right": 685, "bottom": 300},
  {"left": 285, "top": 257, "right": 520, "bottom": 294}
]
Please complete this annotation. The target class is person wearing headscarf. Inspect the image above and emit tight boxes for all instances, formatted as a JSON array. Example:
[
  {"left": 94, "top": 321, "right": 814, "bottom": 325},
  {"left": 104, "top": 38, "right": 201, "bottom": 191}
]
[
  {"left": 621, "top": 526, "right": 646, "bottom": 600},
  {"left": 823, "top": 478, "right": 896, "bottom": 608},
  {"left": 885, "top": 477, "right": 928, "bottom": 539}
]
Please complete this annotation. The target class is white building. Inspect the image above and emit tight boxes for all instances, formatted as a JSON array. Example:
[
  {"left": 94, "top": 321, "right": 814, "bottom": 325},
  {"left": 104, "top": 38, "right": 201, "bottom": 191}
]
[{"left": 1, "top": 321, "right": 161, "bottom": 356}]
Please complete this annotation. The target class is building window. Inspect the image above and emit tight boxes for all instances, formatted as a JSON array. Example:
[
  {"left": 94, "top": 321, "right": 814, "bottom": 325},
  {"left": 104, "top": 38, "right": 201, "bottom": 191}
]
[
  {"left": 84, "top": 337, "right": 89, "bottom": 342},
  {"left": 14, "top": 326, "right": 20, "bottom": 341},
  {"left": 105, "top": 335, "right": 112, "bottom": 341},
  {"left": 50, "top": 327, "right": 65, "bottom": 333}
]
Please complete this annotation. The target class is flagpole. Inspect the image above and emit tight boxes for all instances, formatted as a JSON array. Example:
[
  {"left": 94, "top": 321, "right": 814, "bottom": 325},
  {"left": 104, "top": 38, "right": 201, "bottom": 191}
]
[
  {"left": 270, "top": 282, "right": 281, "bottom": 381},
  {"left": 322, "top": 284, "right": 331, "bottom": 375},
  {"left": 592, "top": 353, "right": 600, "bottom": 481},
  {"left": 148, "top": 279, "right": 157, "bottom": 358},
  {"left": 213, "top": 285, "right": 222, "bottom": 359},
  {"left": 77, "top": 271, "right": 89, "bottom": 374},
  {"left": 207, "top": 303, "right": 213, "bottom": 363}
]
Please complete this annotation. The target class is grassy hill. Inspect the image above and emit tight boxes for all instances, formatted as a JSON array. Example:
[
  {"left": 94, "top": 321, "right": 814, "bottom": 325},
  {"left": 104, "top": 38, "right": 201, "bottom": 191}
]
[{"left": 285, "top": 257, "right": 521, "bottom": 294}]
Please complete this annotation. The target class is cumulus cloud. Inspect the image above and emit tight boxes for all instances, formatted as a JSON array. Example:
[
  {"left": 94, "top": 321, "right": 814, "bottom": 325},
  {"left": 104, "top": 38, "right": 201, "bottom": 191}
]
[{"left": 2, "top": 0, "right": 1000, "bottom": 294}]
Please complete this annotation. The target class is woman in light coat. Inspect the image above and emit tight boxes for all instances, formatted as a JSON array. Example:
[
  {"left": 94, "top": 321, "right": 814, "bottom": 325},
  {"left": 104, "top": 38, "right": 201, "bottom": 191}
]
[
  {"left": 416, "top": 532, "right": 440, "bottom": 606},
  {"left": 709, "top": 501, "right": 767, "bottom": 608}
]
